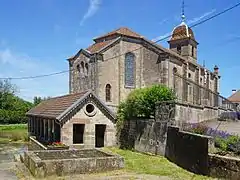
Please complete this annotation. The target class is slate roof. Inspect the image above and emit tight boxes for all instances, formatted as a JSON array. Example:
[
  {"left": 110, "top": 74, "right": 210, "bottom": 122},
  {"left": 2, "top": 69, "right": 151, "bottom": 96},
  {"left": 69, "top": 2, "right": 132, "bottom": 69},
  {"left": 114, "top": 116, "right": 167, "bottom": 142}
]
[
  {"left": 228, "top": 90, "right": 240, "bottom": 103},
  {"left": 27, "top": 91, "right": 88, "bottom": 119}
]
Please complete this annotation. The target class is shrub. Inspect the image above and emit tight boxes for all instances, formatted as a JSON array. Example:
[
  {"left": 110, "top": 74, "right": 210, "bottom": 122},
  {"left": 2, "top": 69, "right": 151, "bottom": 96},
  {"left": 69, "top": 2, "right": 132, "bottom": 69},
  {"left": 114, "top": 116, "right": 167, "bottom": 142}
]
[
  {"left": 116, "top": 85, "right": 176, "bottom": 134},
  {"left": 215, "top": 135, "right": 240, "bottom": 152},
  {"left": 183, "top": 123, "right": 209, "bottom": 135},
  {"left": 117, "top": 85, "right": 176, "bottom": 120}
]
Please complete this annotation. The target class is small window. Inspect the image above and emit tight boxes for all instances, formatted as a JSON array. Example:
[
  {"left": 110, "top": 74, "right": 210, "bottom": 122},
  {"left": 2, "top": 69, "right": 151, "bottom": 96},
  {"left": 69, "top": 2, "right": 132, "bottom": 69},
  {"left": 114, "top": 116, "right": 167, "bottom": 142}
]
[
  {"left": 105, "top": 84, "right": 111, "bottom": 102},
  {"left": 177, "top": 46, "right": 181, "bottom": 53},
  {"left": 77, "top": 64, "right": 80, "bottom": 72},
  {"left": 192, "top": 46, "right": 194, "bottom": 57},
  {"left": 188, "top": 73, "right": 191, "bottom": 79},
  {"left": 80, "top": 61, "right": 84, "bottom": 73},
  {"left": 85, "top": 63, "right": 89, "bottom": 75},
  {"left": 173, "top": 67, "right": 178, "bottom": 74},
  {"left": 86, "top": 104, "right": 94, "bottom": 114}
]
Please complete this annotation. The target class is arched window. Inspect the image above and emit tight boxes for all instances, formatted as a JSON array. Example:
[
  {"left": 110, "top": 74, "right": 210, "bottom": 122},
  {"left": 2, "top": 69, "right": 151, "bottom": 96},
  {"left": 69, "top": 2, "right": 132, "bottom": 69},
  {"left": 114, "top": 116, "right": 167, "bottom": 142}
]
[
  {"left": 80, "top": 61, "right": 84, "bottom": 73},
  {"left": 77, "top": 64, "right": 80, "bottom": 72},
  {"left": 105, "top": 84, "right": 111, "bottom": 102},
  {"left": 124, "top": 53, "right": 135, "bottom": 87},
  {"left": 85, "top": 63, "right": 89, "bottom": 75}
]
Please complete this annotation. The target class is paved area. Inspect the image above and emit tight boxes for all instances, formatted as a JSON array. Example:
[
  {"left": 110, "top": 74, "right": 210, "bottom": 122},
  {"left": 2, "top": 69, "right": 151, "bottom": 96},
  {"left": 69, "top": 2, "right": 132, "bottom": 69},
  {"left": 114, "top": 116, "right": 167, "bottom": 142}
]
[
  {"left": 0, "top": 143, "right": 24, "bottom": 180},
  {"left": 203, "top": 119, "right": 240, "bottom": 135}
]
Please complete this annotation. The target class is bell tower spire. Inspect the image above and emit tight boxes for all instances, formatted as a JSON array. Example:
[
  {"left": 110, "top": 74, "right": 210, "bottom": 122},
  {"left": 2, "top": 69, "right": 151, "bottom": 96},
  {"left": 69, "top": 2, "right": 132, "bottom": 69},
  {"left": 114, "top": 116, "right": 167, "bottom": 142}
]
[
  {"left": 168, "top": 0, "right": 199, "bottom": 62},
  {"left": 181, "top": 0, "right": 186, "bottom": 23}
]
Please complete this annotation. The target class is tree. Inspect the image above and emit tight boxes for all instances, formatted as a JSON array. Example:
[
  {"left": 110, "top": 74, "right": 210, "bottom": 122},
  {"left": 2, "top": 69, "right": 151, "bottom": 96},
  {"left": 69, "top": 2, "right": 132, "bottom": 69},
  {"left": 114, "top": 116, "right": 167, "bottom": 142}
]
[
  {"left": 0, "top": 80, "right": 33, "bottom": 124},
  {"left": 117, "top": 84, "right": 176, "bottom": 120},
  {"left": 33, "top": 96, "right": 51, "bottom": 106},
  {"left": 0, "top": 79, "right": 17, "bottom": 95}
]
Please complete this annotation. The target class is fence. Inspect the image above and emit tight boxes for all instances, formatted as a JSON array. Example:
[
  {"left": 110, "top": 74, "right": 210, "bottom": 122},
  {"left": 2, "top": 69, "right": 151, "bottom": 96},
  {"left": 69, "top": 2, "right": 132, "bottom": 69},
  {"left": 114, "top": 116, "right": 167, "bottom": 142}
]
[{"left": 172, "top": 73, "right": 236, "bottom": 110}]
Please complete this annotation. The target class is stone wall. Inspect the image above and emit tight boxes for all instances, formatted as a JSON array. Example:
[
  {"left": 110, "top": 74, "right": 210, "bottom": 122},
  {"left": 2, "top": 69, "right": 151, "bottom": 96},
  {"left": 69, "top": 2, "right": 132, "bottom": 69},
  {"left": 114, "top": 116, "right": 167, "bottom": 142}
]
[
  {"left": 209, "top": 154, "right": 240, "bottom": 180},
  {"left": 165, "top": 126, "right": 211, "bottom": 175},
  {"left": 119, "top": 118, "right": 170, "bottom": 156},
  {"left": 169, "top": 101, "right": 234, "bottom": 125},
  {"left": 61, "top": 101, "right": 116, "bottom": 148},
  {"left": 28, "top": 136, "right": 47, "bottom": 151}
]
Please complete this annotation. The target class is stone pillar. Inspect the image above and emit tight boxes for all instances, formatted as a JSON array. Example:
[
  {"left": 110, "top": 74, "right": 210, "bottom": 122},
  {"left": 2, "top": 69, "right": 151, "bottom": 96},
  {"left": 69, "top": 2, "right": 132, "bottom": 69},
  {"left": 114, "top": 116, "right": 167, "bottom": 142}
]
[
  {"left": 182, "top": 63, "right": 188, "bottom": 102},
  {"left": 161, "top": 59, "right": 169, "bottom": 86}
]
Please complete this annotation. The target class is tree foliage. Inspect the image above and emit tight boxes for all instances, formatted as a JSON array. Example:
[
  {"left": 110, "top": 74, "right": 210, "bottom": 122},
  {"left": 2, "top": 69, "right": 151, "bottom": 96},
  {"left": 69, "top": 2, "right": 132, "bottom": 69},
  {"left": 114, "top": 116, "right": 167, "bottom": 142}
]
[
  {"left": 33, "top": 96, "right": 51, "bottom": 106},
  {"left": 0, "top": 80, "right": 33, "bottom": 124},
  {"left": 117, "top": 85, "right": 176, "bottom": 127}
]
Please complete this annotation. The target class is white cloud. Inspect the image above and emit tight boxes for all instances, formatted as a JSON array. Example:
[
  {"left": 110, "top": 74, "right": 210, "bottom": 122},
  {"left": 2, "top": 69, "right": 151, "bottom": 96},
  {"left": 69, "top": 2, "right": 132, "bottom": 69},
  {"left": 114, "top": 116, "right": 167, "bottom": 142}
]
[
  {"left": 187, "top": 9, "right": 216, "bottom": 25},
  {"left": 0, "top": 48, "right": 68, "bottom": 102},
  {"left": 80, "top": 0, "right": 102, "bottom": 26}
]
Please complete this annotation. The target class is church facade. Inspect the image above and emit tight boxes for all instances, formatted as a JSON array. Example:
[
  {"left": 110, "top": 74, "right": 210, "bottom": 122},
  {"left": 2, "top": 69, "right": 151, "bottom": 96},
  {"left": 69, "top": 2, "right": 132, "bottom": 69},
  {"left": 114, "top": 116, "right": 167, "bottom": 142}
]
[{"left": 68, "top": 22, "right": 220, "bottom": 112}]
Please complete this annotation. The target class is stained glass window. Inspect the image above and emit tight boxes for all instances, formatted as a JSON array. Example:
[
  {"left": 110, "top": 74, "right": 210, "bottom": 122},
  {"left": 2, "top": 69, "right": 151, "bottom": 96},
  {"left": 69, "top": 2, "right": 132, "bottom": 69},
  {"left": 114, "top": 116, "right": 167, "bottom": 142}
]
[{"left": 125, "top": 53, "right": 135, "bottom": 87}]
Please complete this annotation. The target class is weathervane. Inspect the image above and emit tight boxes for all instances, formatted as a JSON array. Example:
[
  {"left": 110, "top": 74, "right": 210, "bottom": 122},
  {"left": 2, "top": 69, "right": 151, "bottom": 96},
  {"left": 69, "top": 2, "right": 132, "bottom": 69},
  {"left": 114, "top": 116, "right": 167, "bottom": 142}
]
[{"left": 181, "top": 0, "right": 186, "bottom": 23}]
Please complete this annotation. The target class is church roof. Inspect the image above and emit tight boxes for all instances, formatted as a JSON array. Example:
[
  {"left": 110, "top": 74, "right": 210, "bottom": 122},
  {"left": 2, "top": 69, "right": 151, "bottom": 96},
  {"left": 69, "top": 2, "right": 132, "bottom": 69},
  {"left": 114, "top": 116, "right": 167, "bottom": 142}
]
[
  {"left": 93, "top": 27, "right": 142, "bottom": 41},
  {"left": 170, "top": 22, "right": 195, "bottom": 41},
  {"left": 26, "top": 91, "right": 116, "bottom": 122},
  {"left": 228, "top": 90, "right": 240, "bottom": 103},
  {"left": 86, "top": 38, "right": 119, "bottom": 54}
]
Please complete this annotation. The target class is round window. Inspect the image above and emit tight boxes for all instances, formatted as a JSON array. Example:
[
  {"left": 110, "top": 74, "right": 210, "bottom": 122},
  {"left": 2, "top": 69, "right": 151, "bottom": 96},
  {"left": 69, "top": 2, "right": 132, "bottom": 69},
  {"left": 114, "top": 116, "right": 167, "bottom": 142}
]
[
  {"left": 84, "top": 103, "right": 96, "bottom": 117},
  {"left": 86, "top": 104, "right": 94, "bottom": 113}
]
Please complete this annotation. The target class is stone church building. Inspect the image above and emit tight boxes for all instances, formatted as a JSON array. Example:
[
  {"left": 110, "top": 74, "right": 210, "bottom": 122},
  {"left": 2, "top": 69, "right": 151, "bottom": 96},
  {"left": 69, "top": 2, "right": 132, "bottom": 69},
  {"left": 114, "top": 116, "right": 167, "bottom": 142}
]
[
  {"left": 27, "top": 17, "right": 224, "bottom": 148},
  {"left": 68, "top": 21, "right": 220, "bottom": 112}
]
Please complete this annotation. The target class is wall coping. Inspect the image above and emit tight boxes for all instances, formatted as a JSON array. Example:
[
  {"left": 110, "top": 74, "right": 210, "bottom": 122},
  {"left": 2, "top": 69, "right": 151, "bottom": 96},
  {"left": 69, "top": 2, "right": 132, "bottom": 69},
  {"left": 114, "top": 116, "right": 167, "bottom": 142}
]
[
  {"left": 169, "top": 126, "right": 213, "bottom": 140},
  {"left": 29, "top": 136, "right": 47, "bottom": 150},
  {"left": 209, "top": 153, "right": 240, "bottom": 161}
]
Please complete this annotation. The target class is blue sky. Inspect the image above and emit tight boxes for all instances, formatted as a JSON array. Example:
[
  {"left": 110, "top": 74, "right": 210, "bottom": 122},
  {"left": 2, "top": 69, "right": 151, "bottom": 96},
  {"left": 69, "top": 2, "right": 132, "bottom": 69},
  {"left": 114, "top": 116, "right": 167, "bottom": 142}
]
[{"left": 0, "top": 0, "right": 239, "bottom": 102}]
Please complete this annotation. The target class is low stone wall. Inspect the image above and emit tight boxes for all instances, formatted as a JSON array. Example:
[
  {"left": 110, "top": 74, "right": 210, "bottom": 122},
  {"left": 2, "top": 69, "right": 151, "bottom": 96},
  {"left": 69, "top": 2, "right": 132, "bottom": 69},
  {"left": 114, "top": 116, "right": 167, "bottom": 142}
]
[
  {"left": 165, "top": 126, "right": 211, "bottom": 175},
  {"left": 119, "top": 119, "right": 168, "bottom": 155},
  {"left": 174, "top": 101, "right": 233, "bottom": 125},
  {"left": 24, "top": 149, "right": 124, "bottom": 178},
  {"left": 28, "top": 136, "right": 47, "bottom": 151},
  {"left": 209, "top": 154, "right": 240, "bottom": 180}
]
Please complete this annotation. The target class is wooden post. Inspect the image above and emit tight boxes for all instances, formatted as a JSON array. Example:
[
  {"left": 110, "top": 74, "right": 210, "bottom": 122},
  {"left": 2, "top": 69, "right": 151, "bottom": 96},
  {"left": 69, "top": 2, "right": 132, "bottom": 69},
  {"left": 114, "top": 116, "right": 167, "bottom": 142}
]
[
  {"left": 43, "top": 119, "right": 46, "bottom": 141},
  {"left": 52, "top": 120, "right": 55, "bottom": 142}
]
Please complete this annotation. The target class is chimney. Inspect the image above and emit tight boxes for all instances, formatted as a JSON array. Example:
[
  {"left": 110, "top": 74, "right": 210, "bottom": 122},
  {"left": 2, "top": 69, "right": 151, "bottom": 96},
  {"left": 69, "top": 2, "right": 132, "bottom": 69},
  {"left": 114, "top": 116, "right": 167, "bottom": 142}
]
[{"left": 232, "top": 89, "right": 237, "bottom": 94}]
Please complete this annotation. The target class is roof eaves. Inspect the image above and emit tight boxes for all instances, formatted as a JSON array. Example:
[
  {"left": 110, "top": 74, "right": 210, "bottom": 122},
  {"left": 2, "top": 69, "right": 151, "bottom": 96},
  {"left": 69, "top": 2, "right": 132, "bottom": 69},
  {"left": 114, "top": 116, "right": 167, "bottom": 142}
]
[
  {"left": 56, "top": 91, "right": 92, "bottom": 121},
  {"left": 66, "top": 49, "right": 91, "bottom": 61},
  {"left": 97, "top": 37, "right": 121, "bottom": 54}
]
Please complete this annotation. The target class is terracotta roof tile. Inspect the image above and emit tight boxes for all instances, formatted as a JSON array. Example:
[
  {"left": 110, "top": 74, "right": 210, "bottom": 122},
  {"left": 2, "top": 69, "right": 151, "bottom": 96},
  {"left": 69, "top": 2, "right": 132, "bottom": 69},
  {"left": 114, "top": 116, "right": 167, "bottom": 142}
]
[
  {"left": 27, "top": 91, "right": 88, "bottom": 119},
  {"left": 228, "top": 90, "right": 240, "bottom": 103},
  {"left": 86, "top": 39, "right": 116, "bottom": 53},
  {"left": 94, "top": 27, "right": 142, "bottom": 41},
  {"left": 171, "top": 24, "right": 195, "bottom": 41}
]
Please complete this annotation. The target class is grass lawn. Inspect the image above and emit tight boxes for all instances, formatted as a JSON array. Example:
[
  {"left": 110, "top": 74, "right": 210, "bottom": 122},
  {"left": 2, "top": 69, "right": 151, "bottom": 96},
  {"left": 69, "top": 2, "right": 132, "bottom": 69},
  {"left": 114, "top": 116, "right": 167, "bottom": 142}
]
[
  {"left": 104, "top": 147, "right": 214, "bottom": 180},
  {"left": 0, "top": 124, "right": 28, "bottom": 143}
]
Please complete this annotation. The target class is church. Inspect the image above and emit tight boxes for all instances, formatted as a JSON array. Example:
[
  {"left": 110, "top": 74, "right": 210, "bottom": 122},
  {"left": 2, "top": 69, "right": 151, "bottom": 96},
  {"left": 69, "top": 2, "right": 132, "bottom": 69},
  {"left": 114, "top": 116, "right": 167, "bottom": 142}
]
[
  {"left": 68, "top": 16, "right": 220, "bottom": 112},
  {"left": 27, "top": 12, "right": 223, "bottom": 148}
]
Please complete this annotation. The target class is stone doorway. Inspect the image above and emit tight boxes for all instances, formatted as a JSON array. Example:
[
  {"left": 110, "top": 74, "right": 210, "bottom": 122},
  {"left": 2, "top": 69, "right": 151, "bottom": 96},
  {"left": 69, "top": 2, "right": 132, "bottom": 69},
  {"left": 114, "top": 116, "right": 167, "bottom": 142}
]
[
  {"left": 73, "top": 124, "right": 85, "bottom": 144},
  {"left": 95, "top": 124, "right": 106, "bottom": 147}
]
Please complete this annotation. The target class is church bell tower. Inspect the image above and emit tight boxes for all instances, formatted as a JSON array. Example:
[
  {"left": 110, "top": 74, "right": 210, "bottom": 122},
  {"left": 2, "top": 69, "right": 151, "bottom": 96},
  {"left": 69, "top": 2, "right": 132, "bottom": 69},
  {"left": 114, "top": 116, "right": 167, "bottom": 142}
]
[{"left": 168, "top": 0, "right": 199, "bottom": 62}]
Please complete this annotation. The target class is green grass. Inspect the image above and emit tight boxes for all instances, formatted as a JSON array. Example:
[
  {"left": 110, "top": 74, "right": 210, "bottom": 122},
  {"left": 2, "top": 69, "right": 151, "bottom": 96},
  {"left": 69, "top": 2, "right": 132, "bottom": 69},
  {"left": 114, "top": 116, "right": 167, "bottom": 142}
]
[
  {"left": 0, "top": 124, "right": 28, "bottom": 143},
  {"left": 104, "top": 147, "right": 214, "bottom": 180}
]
